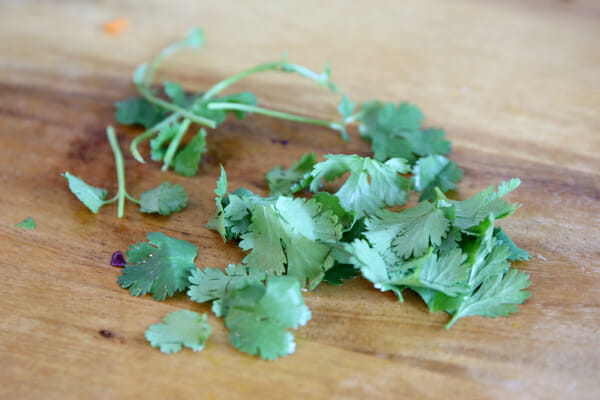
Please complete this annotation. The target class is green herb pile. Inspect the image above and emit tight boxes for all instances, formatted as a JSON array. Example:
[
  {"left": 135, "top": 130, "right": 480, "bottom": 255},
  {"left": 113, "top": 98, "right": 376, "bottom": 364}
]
[{"left": 63, "top": 28, "right": 531, "bottom": 360}]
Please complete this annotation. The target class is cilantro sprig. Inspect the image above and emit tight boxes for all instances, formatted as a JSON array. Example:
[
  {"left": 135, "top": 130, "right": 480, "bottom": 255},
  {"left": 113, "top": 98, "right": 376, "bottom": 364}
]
[
  {"left": 117, "top": 28, "right": 364, "bottom": 175},
  {"left": 62, "top": 126, "right": 187, "bottom": 218}
]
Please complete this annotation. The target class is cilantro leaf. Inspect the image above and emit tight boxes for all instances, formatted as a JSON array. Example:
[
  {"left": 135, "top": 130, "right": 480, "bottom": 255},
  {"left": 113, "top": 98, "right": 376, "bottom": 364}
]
[
  {"left": 266, "top": 152, "right": 316, "bottom": 196},
  {"left": 445, "top": 268, "right": 531, "bottom": 329},
  {"left": 150, "top": 123, "right": 179, "bottom": 162},
  {"left": 411, "top": 155, "right": 463, "bottom": 201},
  {"left": 206, "top": 166, "right": 228, "bottom": 240},
  {"left": 407, "top": 128, "right": 452, "bottom": 157},
  {"left": 358, "top": 101, "right": 451, "bottom": 163},
  {"left": 345, "top": 240, "right": 469, "bottom": 300},
  {"left": 239, "top": 197, "right": 341, "bottom": 289},
  {"left": 312, "top": 192, "right": 357, "bottom": 232},
  {"left": 163, "top": 81, "right": 187, "bottom": 106},
  {"left": 366, "top": 201, "right": 450, "bottom": 260},
  {"left": 139, "top": 182, "right": 188, "bottom": 215},
  {"left": 173, "top": 129, "right": 207, "bottom": 176},
  {"left": 240, "top": 204, "right": 289, "bottom": 275},
  {"left": 145, "top": 310, "right": 211, "bottom": 353},
  {"left": 322, "top": 263, "right": 358, "bottom": 286},
  {"left": 225, "top": 276, "right": 311, "bottom": 360},
  {"left": 15, "top": 217, "right": 36, "bottom": 230},
  {"left": 114, "top": 97, "right": 167, "bottom": 128},
  {"left": 62, "top": 172, "right": 108, "bottom": 214},
  {"left": 310, "top": 154, "right": 410, "bottom": 215},
  {"left": 118, "top": 232, "right": 198, "bottom": 301},
  {"left": 188, "top": 264, "right": 265, "bottom": 306},
  {"left": 494, "top": 227, "right": 530, "bottom": 261},
  {"left": 275, "top": 196, "right": 341, "bottom": 243},
  {"left": 447, "top": 178, "right": 522, "bottom": 230}
]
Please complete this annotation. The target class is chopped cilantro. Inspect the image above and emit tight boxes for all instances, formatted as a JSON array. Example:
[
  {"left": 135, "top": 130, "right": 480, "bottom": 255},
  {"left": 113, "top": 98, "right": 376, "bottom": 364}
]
[
  {"left": 15, "top": 216, "right": 36, "bottom": 230},
  {"left": 139, "top": 182, "right": 188, "bottom": 215},
  {"left": 118, "top": 232, "right": 198, "bottom": 301},
  {"left": 224, "top": 276, "right": 311, "bottom": 360},
  {"left": 310, "top": 154, "right": 410, "bottom": 215},
  {"left": 62, "top": 172, "right": 108, "bottom": 214},
  {"left": 173, "top": 129, "right": 207, "bottom": 176},
  {"left": 145, "top": 310, "right": 211, "bottom": 353},
  {"left": 266, "top": 152, "right": 317, "bottom": 196}
]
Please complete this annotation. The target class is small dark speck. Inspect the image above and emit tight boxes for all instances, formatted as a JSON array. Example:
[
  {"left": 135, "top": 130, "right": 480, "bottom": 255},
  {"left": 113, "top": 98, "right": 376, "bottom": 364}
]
[
  {"left": 99, "top": 329, "right": 115, "bottom": 338},
  {"left": 271, "top": 139, "right": 289, "bottom": 146},
  {"left": 110, "top": 250, "right": 126, "bottom": 267}
]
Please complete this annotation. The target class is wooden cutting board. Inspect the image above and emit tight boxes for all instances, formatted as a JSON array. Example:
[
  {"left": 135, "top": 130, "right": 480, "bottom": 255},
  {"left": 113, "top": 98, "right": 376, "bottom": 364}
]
[{"left": 1, "top": 0, "right": 599, "bottom": 399}]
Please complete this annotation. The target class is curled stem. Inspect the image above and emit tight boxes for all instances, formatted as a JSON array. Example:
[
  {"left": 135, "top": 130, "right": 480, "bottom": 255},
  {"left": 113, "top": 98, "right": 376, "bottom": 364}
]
[{"left": 130, "top": 113, "right": 180, "bottom": 163}]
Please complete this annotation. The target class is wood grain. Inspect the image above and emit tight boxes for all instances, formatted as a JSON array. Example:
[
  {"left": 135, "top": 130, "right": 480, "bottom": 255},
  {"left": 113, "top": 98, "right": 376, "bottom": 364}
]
[{"left": 1, "top": 0, "right": 599, "bottom": 399}]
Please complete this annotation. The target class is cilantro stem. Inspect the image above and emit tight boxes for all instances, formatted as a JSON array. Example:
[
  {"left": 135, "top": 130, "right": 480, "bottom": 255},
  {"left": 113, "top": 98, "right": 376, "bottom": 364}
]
[
  {"left": 138, "top": 86, "right": 217, "bottom": 129},
  {"left": 207, "top": 102, "right": 348, "bottom": 140},
  {"left": 201, "top": 61, "right": 337, "bottom": 101},
  {"left": 130, "top": 113, "right": 180, "bottom": 163},
  {"left": 161, "top": 118, "right": 192, "bottom": 171},
  {"left": 106, "top": 126, "right": 132, "bottom": 218},
  {"left": 445, "top": 314, "right": 460, "bottom": 330}
]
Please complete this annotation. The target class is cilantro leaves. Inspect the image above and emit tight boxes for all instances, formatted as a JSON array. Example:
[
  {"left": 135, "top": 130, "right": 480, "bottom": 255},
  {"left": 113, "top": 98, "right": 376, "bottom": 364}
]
[
  {"left": 15, "top": 216, "right": 36, "bottom": 230},
  {"left": 139, "top": 183, "right": 188, "bottom": 215},
  {"left": 343, "top": 180, "right": 530, "bottom": 327},
  {"left": 310, "top": 154, "right": 410, "bottom": 215},
  {"left": 62, "top": 172, "right": 108, "bottom": 214},
  {"left": 118, "top": 232, "right": 198, "bottom": 301},
  {"left": 225, "top": 276, "right": 311, "bottom": 360},
  {"left": 146, "top": 310, "right": 211, "bottom": 353},
  {"left": 96, "top": 28, "right": 532, "bottom": 362},
  {"left": 358, "top": 101, "right": 452, "bottom": 164}
]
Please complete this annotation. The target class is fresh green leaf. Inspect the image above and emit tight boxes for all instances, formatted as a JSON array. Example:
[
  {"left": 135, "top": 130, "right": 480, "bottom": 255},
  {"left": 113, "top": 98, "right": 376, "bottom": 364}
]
[
  {"left": 145, "top": 310, "right": 211, "bottom": 353},
  {"left": 446, "top": 268, "right": 531, "bottom": 329},
  {"left": 366, "top": 201, "right": 450, "bottom": 260},
  {"left": 312, "top": 192, "right": 357, "bottom": 232},
  {"left": 15, "top": 217, "right": 36, "bottom": 230},
  {"left": 266, "top": 152, "right": 316, "bottom": 196},
  {"left": 150, "top": 122, "right": 179, "bottom": 161},
  {"left": 358, "top": 101, "right": 452, "bottom": 163},
  {"left": 62, "top": 172, "right": 108, "bottom": 214},
  {"left": 163, "top": 81, "right": 186, "bottom": 106},
  {"left": 206, "top": 166, "right": 228, "bottom": 240},
  {"left": 114, "top": 97, "right": 167, "bottom": 129},
  {"left": 310, "top": 154, "right": 410, "bottom": 215},
  {"left": 239, "top": 204, "right": 289, "bottom": 275},
  {"left": 173, "top": 129, "right": 207, "bottom": 176},
  {"left": 188, "top": 264, "right": 265, "bottom": 305},
  {"left": 118, "top": 232, "right": 198, "bottom": 301},
  {"left": 494, "top": 228, "right": 530, "bottom": 261},
  {"left": 225, "top": 276, "right": 311, "bottom": 360},
  {"left": 139, "top": 182, "right": 188, "bottom": 215},
  {"left": 447, "top": 179, "right": 522, "bottom": 230},
  {"left": 322, "top": 263, "right": 358, "bottom": 286},
  {"left": 411, "top": 155, "right": 463, "bottom": 201}
]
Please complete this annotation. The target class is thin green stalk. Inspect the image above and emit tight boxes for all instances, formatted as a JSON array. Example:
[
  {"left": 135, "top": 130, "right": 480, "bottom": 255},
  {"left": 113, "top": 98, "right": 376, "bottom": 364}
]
[
  {"left": 130, "top": 113, "right": 180, "bottom": 163},
  {"left": 207, "top": 102, "right": 337, "bottom": 128},
  {"left": 138, "top": 86, "right": 216, "bottom": 128},
  {"left": 161, "top": 119, "right": 192, "bottom": 171},
  {"left": 106, "top": 126, "right": 128, "bottom": 218},
  {"left": 201, "top": 61, "right": 336, "bottom": 101}
]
